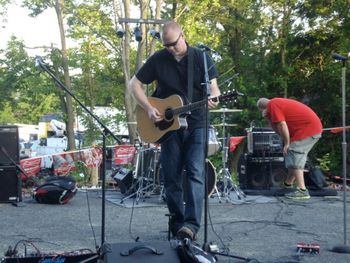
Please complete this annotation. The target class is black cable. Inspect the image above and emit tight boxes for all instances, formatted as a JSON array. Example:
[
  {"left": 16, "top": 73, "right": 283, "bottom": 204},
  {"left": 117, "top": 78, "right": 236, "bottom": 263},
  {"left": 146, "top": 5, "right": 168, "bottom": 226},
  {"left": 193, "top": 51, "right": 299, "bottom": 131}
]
[
  {"left": 207, "top": 201, "right": 229, "bottom": 253},
  {"left": 84, "top": 189, "right": 98, "bottom": 250},
  {"left": 128, "top": 184, "right": 140, "bottom": 242}
]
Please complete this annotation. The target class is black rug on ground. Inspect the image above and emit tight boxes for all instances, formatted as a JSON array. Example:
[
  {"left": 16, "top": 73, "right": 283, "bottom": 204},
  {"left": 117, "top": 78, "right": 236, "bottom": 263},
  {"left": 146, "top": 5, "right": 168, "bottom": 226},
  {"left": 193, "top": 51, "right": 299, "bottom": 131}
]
[{"left": 103, "top": 241, "right": 180, "bottom": 263}]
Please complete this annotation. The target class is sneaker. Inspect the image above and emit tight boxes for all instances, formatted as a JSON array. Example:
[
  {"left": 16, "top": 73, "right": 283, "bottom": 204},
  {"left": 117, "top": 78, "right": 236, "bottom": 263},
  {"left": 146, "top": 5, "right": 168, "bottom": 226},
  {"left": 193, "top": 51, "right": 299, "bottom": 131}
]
[
  {"left": 176, "top": 226, "right": 195, "bottom": 241},
  {"left": 285, "top": 188, "right": 310, "bottom": 200},
  {"left": 281, "top": 181, "right": 294, "bottom": 189}
]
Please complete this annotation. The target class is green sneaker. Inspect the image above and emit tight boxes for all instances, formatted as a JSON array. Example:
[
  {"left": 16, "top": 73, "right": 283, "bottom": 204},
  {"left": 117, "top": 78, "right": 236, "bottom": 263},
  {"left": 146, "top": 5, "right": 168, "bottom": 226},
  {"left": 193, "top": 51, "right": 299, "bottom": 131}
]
[
  {"left": 285, "top": 188, "right": 310, "bottom": 200},
  {"left": 282, "top": 181, "right": 294, "bottom": 189}
]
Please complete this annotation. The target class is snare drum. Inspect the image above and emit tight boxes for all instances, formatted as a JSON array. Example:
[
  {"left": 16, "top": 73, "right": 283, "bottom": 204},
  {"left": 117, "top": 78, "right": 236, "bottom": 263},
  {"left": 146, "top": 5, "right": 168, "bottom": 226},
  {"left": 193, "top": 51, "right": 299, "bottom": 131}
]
[{"left": 208, "top": 125, "right": 221, "bottom": 156}]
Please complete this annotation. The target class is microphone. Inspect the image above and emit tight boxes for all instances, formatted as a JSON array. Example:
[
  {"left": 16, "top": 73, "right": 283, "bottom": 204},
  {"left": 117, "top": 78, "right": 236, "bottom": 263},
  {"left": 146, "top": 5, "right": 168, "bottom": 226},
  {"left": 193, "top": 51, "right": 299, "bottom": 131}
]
[
  {"left": 332, "top": 52, "right": 349, "bottom": 61},
  {"left": 219, "top": 73, "right": 239, "bottom": 87},
  {"left": 35, "top": 55, "right": 44, "bottom": 68},
  {"left": 197, "top": 43, "right": 219, "bottom": 54},
  {"left": 233, "top": 89, "right": 244, "bottom": 96}
]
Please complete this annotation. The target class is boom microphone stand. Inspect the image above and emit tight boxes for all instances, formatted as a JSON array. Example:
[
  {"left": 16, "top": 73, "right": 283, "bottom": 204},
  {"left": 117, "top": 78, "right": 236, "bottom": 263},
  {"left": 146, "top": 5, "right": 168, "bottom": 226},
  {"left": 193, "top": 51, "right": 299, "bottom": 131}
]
[
  {"left": 35, "top": 56, "right": 122, "bottom": 258},
  {"left": 331, "top": 52, "right": 350, "bottom": 254},
  {"left": 198, "top": 47, "right": 211, "bottom": 250}
]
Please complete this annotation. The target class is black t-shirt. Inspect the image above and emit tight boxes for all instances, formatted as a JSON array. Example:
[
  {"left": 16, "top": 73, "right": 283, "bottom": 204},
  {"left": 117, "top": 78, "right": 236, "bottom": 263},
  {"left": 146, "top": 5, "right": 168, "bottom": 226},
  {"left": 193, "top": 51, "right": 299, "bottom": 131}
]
[{"left": 136, "top": 46, "right": 218, "bottom": 129}]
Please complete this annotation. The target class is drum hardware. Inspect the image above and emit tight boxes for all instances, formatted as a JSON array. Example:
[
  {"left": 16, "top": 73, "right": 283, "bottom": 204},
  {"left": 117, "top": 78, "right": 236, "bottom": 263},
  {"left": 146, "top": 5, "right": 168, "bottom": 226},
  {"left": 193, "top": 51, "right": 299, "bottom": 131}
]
[
  {"left": 156, "top": 160, "right": 217, "bottom": 202},
  {"left": 212, "top": 123, "right": 237, "bottom": 127},
  {"left": 208, "top": 126, "right": 221, "bottom": 156},
  {"left": 211, "top": 108, "right": 245, "bottom": 202},
  {"left": 210, "top": 108, "right": 243, "bottom": 113},
  {"left": 120, "top": 146, "right": 160, "bottom": 205}
]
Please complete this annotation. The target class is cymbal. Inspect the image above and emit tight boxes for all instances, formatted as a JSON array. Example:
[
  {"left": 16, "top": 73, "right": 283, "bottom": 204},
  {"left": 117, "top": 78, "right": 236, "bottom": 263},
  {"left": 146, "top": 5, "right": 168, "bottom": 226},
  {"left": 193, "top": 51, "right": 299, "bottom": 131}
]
[
  {"left": 212, "top": 123, "right": 237, "bottom": 127},
  {"left": 210, "top": 108, "right": 242, "bottom": 113}
]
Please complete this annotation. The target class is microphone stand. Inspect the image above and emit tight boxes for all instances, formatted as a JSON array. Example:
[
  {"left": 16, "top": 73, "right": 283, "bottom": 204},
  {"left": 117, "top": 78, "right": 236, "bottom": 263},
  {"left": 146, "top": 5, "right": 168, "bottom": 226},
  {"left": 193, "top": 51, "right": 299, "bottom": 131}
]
[
  {"left": 199, "top": 48, "right": 211, "bottom": 251},
  {"left": 199, "top": 50, "right": 248, "bottom": 261},
  {"left": 331, "top": 54, "right": 350, "bottom": 254},
  {"left": 35, "top": 56, "right": 122, "bottom": 258}
]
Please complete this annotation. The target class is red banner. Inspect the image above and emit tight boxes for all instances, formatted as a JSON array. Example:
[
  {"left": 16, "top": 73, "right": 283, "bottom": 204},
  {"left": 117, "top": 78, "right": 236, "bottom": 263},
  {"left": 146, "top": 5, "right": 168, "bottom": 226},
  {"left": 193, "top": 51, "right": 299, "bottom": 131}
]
[
  {"left": 53, "top": 152, "right": 76, "bottom": 175},
  {"left": 81, "top": 147, "right": 103, "bottom": 168},
  {"left": 229, "top": 136, "right": 246, "bottom": 153},
  {"left": 20, "top": 157, "right": 42, "bottom": 179},
  {"left": 113, "top": 145, "right": 136, "bottom": 165},
  {"left": 330, "top": 126, "right": 350, "bottom": 134}
]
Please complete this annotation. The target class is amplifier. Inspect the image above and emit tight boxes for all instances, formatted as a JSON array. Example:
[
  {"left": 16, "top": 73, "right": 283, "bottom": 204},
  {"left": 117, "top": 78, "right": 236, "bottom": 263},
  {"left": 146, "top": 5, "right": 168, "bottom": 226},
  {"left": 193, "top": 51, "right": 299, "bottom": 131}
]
[
  {"left": 0, "top": 125, "right": 19, "bottom": 165},
  {"left": 248, "top": 155, "right": 284, "bottom": 163},
  {"left": 0, "top": 166, "right": 21, "bottom": 203},
  {"left": 238, "top": 154, "right": 287, "bottom": 190},
  {"left": 247, "top": 127, "right": 283, "bottom": 155}
]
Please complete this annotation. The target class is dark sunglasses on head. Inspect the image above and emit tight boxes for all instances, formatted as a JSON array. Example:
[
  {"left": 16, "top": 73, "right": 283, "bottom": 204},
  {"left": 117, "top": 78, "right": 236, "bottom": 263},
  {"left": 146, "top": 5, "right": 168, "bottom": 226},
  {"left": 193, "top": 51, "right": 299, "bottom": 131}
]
[{"left": 163, "top": 34, "right": 182, "bottom": 48}]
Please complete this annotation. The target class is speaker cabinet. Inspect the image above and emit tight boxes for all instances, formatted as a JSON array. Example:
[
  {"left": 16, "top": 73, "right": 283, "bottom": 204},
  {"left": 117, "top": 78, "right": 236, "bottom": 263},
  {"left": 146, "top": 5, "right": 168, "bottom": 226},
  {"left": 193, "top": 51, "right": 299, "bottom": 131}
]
[
  {"left": 238, "top": 154, "right": 287, "bottom": 190},
  {"left": 0, "top": 125, "right": 19, "bottom": 165},
  {"left": 0, "top": 166, "right": 22, "bottom": 203},
  {"left": 112, "top": 168, "right": 134, "bottom": 194}
]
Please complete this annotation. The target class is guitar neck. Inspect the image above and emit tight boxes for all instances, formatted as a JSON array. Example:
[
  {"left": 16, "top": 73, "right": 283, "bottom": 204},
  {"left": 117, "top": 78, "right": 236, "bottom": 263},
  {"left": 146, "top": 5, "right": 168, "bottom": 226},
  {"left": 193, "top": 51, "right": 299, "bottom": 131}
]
[{"left": 172, "top": 97, "right": 218, "bottom": 115}]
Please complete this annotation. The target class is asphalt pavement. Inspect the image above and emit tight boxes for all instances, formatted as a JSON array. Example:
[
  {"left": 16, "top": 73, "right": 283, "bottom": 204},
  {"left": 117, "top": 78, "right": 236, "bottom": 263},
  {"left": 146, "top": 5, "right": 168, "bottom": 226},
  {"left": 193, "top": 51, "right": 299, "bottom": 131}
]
[{"left": 1, "top": 187, "right": 350, "bottom": 263}]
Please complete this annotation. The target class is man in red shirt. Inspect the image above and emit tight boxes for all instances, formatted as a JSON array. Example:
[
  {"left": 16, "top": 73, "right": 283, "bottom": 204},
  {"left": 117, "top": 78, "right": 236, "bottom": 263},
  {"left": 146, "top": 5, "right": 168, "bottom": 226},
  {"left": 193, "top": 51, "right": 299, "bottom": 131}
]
[{"left": 257, "top": 98, "right": 322, "bottom": 200}]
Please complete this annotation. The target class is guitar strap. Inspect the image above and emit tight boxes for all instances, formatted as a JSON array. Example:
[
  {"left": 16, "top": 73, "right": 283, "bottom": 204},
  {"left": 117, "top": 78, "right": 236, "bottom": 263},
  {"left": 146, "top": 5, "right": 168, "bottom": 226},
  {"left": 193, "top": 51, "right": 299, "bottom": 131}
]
[{"left": 187, "top": 46, "right": 194, "bottom": 103}]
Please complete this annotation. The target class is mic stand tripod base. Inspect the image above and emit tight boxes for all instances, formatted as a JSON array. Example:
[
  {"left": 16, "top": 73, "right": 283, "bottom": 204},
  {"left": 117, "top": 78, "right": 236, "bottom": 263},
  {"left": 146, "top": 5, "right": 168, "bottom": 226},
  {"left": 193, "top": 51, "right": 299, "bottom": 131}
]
[
  {"left": 331, "top": 244, "right": 350, "bottom": 254},
  {"left": 218, "top": 168, "right": 246, "bottom": 204}
]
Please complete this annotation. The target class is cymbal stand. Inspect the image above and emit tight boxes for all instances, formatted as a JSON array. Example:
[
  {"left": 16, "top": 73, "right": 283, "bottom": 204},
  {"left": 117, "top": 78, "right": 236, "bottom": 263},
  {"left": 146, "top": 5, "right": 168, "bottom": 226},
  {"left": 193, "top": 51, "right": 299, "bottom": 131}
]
[
  {"left": 120, "top": 146, "right": 157, "bottom": 205},
  {"left": 217, "top": 111, "right": 246, "bottom": 202}
]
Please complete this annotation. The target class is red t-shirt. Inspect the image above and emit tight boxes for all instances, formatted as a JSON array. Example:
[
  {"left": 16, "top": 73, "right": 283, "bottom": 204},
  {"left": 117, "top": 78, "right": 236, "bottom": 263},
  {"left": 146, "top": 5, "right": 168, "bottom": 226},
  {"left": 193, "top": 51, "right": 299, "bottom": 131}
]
[{"left": 267, "top": 98, "right": 323, "bottom": 142}]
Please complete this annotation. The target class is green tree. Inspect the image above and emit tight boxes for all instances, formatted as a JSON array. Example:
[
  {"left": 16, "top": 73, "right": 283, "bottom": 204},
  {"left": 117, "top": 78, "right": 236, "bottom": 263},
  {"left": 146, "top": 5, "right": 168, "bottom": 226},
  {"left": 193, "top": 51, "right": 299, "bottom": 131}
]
[
  {"left": 0, "top": 37, "right": 60, "bottom": 124},
  {"left": 22, "top": 0, "right": 76, "bottom": 150}
]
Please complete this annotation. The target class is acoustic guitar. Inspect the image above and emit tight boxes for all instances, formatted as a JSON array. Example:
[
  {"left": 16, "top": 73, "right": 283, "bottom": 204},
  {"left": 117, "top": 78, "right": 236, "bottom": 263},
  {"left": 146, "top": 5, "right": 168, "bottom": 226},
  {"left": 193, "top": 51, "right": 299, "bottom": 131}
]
[{"left": 136, "top": 90, "right": 239, "bottom": 143}]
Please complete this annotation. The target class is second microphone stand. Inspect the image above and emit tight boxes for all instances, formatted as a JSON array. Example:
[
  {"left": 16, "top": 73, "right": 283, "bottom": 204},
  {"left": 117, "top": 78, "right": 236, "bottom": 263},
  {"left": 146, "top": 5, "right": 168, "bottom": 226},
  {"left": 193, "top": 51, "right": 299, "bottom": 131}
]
[{"left": 36, "top": 56, "right": 122, "bottom": 259}]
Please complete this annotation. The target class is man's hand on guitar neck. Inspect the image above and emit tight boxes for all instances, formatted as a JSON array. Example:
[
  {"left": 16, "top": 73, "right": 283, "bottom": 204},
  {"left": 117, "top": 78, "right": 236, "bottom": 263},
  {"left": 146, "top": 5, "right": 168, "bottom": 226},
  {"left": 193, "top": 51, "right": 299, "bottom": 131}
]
[{"left": 208, "top": 96, "right": 219, "bottom": 109}]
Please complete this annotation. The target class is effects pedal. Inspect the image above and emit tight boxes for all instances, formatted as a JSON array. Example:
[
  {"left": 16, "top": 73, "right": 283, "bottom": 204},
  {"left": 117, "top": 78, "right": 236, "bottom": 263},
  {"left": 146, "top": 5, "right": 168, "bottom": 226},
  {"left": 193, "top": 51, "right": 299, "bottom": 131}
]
[{"left": 296, "top": 242, "right": 320, "bottom": 254}]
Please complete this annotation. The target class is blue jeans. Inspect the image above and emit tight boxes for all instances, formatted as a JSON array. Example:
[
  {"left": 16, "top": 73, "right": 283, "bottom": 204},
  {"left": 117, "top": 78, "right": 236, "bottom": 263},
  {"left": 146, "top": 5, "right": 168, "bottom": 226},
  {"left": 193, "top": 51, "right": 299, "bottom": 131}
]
[{"left": 160, "top": 128, "right": 205, "bottom": 235}]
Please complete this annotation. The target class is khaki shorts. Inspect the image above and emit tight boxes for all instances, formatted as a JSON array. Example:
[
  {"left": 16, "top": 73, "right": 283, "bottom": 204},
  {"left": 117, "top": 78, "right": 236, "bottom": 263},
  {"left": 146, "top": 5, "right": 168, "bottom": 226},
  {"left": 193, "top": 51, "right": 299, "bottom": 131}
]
[{"left": 285, "top": 134, "right": 321, "bottom": 169}]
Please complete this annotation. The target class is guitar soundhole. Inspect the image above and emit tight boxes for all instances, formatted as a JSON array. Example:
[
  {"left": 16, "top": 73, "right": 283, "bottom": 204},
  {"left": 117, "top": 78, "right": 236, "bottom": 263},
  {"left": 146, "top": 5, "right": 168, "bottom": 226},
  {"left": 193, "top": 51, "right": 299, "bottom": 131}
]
[
  {"left": 155, "top": 119, "right": 174, "bottom": 130},
  {"left": 164, "top": 108, "right": 174, "bottom": 121}
]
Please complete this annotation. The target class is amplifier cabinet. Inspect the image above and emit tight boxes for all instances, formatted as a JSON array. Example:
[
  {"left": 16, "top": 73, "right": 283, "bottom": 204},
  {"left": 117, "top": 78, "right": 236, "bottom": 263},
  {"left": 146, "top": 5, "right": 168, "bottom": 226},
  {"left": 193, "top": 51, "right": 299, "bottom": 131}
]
[
  {"left": 0, "top": 166, "right": 22, "bottom": 203},
  {"left": 0, "top": 125, "right": 19, "bottom": 165},
  {"left": 238, "top": 154, "right": 287, "bottom": 190}
]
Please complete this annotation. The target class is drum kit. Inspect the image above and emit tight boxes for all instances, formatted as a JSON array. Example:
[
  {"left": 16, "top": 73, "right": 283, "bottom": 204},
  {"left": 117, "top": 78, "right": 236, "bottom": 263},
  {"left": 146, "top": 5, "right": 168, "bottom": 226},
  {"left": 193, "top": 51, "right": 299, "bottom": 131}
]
[
  {"left": 115, "top": 107, "right": 245, "bottom": 204},
  {"left": 209, "top": 108, "right": 246, "bottom": 202}
]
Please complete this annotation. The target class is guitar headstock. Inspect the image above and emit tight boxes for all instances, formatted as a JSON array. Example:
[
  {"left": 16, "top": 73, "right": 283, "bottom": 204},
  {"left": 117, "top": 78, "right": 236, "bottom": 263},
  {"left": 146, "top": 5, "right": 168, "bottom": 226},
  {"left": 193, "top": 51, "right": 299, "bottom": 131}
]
[{"left": 219, "top": 89, "right": 244, "bottom": 102}]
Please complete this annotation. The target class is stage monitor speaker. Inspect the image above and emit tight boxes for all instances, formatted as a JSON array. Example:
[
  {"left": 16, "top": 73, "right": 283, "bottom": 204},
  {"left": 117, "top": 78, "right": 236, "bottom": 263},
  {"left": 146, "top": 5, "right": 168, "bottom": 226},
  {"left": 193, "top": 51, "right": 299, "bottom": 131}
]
[
  {"left": 0, "top": 166, "right": 22, "bottom": 203},
  {"left": 104, "top": 241, "right": 181, "bottom": 263},
  {"left": 0, "top": 125, "right": 19, "bottom": 165},
  {"left": 238, "top": 154, "right": 287, "bottom": 190},
  {"left": 112, "top": 168, "right": 134, "bottom": 194}
]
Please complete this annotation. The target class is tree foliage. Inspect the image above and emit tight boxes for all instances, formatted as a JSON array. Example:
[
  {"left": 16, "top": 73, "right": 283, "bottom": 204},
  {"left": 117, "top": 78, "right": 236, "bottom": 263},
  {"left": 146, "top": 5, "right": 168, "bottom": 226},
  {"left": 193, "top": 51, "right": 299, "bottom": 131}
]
[{"left": 0, "top": 0, "right": 349, "bottom": 173}]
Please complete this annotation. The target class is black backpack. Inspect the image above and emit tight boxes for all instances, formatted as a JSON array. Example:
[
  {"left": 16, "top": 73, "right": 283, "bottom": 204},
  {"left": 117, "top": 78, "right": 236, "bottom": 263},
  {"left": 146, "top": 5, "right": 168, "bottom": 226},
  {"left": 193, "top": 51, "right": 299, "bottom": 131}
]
[{"left": 33, "top": 176, "right": 77, "bottom": 204}]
